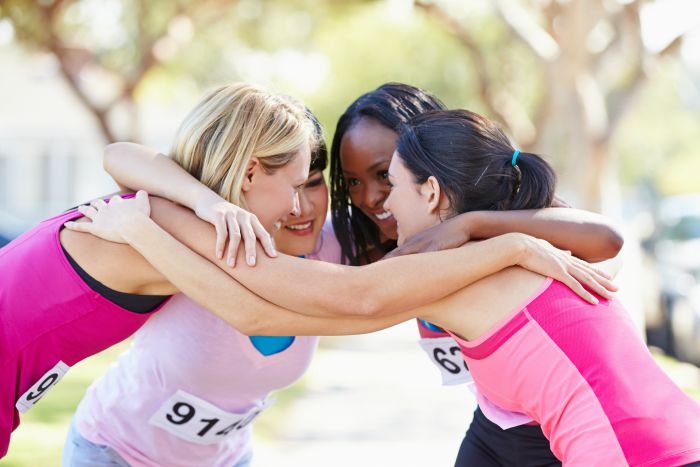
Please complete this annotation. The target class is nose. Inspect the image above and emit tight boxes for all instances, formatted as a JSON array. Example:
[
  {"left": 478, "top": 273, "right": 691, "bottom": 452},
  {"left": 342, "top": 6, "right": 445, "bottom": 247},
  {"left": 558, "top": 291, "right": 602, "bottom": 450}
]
[
  {"left": 363, "top": 182, "right": 387, "bottom": 211},
  {"left": 290, "top": 191, "right": 301, "bottom": 217},
  {"left": 297, "top": 189, "right": 312, "bottom": 217}
]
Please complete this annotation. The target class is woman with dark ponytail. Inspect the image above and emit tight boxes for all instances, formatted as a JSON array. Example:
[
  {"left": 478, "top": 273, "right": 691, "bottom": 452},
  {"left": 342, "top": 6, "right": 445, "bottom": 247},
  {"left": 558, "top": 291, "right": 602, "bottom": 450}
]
[
  {"left": 382, "top": 109, "right": 700, "bottom": 466},
  {"left": 396, "top": 109, "right": 557, "bottom": 214}
]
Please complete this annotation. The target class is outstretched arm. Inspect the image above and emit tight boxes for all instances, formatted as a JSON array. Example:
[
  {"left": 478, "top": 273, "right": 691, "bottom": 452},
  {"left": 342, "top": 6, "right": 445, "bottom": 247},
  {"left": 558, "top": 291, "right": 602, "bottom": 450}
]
[
  {"left": 118, "top": 210, "right": 415, "bottom": 335},
  {"left": 67, "top": 194, "right": 615, "bottom": 322}
]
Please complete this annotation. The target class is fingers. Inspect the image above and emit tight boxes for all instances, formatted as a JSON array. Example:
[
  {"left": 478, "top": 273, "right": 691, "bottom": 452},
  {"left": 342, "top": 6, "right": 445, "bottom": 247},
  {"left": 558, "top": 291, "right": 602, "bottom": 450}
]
[
  {"left": 571, "top": 255, "right": 614, "bottom": 281},
  {"left": 77, "top": 205, "right": 97, "bottom": 220},
  {"left": 134, "top": 190, "right": 150, "bottom": 215},
  {"left": 252, "top": 217, "right": 277, "bottom": 258},
  {"left": 241, "top": 223, "right": 257, "bottom": 266},
  {"left": 226, "top": 220, "right": 242, "bottom": 267},
  {"left": 63, "top": 221, "right": 94, "bottom": 232},
  {"left": 570, "top": 257, "right": 618, "bottom": 293},
  {"left": 568, "top": 267, "right": 608, "bottom": 302},
  {"left": 560, "top": 270, "right": 598, "bottom": 305},
  {"left": 90, "top": 199, "right": 107, "bottom": 210},
  {"left": 213, "top": 213, "right": 227, "bottom": 260}
]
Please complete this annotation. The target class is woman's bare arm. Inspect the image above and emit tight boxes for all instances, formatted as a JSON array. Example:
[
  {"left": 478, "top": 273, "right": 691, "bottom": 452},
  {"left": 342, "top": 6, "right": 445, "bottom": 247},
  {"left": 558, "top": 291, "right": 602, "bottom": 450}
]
[
  {"left": 468, "top": 209, "right": 624, "bottom": 262},
  {"left": 67, "top": 194, "right": 615, "bottom": 321},
  {"left": 103, "top": 142, "right": 275, "bottom": 264},
  {"left": 388, "top": 209, "right": 623, "bottom": 262}
]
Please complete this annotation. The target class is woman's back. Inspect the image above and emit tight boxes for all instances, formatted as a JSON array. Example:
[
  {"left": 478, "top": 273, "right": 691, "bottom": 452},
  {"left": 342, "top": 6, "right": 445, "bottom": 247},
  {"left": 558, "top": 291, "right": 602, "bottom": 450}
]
[
  {"left": 445, "top": 277, "right": 700, "bottom": 465},
  {"left": 0, "top": 206, "right": 168, "bottom": 456}
]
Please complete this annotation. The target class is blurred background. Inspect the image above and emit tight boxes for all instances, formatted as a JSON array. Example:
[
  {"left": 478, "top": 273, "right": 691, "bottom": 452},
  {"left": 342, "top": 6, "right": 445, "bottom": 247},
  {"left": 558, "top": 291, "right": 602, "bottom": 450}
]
[{"left": 1, "top": 0, "right": 699, "bottom": 465}]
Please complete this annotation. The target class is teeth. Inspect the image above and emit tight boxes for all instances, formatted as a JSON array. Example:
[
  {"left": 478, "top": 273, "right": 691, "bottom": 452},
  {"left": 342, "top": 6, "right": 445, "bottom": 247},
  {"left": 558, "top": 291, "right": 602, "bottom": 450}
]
[
  {"left": 375, "top": 211, "right": 392, "bottom": 221},
  {"left": 286, "top": 222, "right": 312, "bottom": 231}
]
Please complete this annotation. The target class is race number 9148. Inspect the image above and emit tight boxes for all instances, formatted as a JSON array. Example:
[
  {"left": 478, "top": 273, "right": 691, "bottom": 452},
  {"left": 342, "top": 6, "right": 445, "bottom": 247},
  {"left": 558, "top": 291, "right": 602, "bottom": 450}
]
[{"left": 149, "top": 390, "right": 268, "bottom": 445}]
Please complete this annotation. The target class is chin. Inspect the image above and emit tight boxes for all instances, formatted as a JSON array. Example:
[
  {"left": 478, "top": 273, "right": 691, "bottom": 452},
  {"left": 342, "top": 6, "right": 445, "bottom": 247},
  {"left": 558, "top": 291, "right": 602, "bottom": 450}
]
[{"left": 380, "top": 224, "right": 399, "bottom": 242}]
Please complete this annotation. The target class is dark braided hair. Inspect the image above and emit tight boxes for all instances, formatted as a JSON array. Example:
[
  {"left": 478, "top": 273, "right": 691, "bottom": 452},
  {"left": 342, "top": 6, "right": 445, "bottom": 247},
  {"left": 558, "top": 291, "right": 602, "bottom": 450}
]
[
  {"left": 330, "top": 83, "right": 446, "bottom": 265},
  {"left": 396, "top": 109, "right": 556, "bottom": 216}
]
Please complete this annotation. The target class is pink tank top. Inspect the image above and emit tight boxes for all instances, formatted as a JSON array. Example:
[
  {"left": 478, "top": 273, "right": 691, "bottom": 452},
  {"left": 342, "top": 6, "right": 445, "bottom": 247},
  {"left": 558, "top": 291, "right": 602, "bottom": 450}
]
[
  {"left": 449, "top": 278, "right": 700, "bottom": 466},
  {"left": 0, "top": 205, "right": 169, "bottom": 457},
  {"left": 71, "top": 221, "right": 337, "bottom": 466}
]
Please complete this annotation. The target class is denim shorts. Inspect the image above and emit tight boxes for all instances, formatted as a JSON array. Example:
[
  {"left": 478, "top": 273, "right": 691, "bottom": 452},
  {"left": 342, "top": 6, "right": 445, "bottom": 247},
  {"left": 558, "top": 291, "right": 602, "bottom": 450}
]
[{"left": 62, "top": 419, "right": 253, "bottom": 467}]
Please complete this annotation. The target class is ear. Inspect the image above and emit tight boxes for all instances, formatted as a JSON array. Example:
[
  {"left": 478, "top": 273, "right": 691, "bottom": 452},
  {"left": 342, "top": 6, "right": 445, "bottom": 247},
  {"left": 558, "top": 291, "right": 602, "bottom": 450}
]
[
  {"left": 241, "top": 157, "right": 261, "bottom": 193},
  {"left": 420, "top": 176, "right": 442, "bottom": 215}
]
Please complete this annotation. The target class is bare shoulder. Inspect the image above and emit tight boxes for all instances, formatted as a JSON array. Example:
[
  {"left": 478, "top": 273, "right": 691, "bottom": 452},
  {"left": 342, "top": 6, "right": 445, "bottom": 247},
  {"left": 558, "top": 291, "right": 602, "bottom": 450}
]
[{"left": 59, "top": 220, "right": 175, "bottom": 295}]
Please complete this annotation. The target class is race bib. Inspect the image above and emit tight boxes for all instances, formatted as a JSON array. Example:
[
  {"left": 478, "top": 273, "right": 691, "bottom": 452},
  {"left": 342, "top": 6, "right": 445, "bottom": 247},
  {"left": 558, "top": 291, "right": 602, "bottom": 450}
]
[
  {"left": 16, "top": 361, "right": 70, "bottom": 413},
  {"left": 418, "top": 337, "right": 473, "bottom": 386},
  {"left": 149, "top": 390, "right": 270, "bottom": 445}
]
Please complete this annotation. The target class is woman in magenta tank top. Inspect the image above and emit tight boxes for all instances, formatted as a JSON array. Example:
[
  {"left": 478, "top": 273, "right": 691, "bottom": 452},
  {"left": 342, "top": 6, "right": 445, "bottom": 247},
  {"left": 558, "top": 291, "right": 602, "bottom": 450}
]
[
  {"left": 72, "top": 108, "right": 700, "bottom": 465},
  {"left": 1, "top": 82, "right": 608, "bottom": 460}
]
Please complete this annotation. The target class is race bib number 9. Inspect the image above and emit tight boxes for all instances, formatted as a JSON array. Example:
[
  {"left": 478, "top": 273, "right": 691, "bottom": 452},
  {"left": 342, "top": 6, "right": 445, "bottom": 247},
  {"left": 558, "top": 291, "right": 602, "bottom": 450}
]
[
  {"left": 418, "top": 337, "right": 473, "bottom": 386},
  {"left": 16, "top": 361, "right": 70, "bottom": 413},
  {"left": 149, "top": 390, "right": 270, "bottom": 445}
]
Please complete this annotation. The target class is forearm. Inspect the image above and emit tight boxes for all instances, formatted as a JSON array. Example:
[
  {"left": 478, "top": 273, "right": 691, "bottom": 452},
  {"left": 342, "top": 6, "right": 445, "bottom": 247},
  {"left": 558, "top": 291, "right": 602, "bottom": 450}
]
[
  {"left": 335, "top": 234, "right": 526, "bottom": 317},
  {"left": 149, "top": 198, "right": 525, "bottom": 319},
  {"left": 104, "top": 143, "right": 220, "bottom": 210},
  {"left": 468, "top": 208, "right": 624, "bottom": 262},
  {"left": 119, "top": 214, "right": 412, "bottom": 336}
]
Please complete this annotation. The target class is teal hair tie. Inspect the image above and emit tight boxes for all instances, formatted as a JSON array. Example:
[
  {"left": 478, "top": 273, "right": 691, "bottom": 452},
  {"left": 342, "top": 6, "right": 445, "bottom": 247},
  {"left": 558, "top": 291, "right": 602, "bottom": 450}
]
[{"left": 511, "top": 150, "right": 520, "bottom": 166}]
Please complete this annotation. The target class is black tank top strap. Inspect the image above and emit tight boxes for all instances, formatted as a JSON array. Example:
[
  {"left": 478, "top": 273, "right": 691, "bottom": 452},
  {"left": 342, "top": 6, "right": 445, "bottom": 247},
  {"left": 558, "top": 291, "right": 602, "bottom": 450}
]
[{"left": 61, "top": 245, "right": 169, "bottom": 314}]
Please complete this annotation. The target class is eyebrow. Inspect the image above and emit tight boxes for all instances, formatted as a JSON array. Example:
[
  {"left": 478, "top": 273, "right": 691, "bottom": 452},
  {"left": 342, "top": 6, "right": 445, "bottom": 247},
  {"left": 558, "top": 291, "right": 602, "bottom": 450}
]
[
  {"left": 366, "top": 160, "right": 389, "bottom": 173},
  {"left": 342, "top": 158, "right": 390, "bottom": 177}
]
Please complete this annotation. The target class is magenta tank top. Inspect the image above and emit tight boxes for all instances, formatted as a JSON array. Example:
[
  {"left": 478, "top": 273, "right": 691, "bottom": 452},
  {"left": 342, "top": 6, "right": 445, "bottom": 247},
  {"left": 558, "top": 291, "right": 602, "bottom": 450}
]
[{"left": 0, "top": 204, "right": 169, "bottom": 457}]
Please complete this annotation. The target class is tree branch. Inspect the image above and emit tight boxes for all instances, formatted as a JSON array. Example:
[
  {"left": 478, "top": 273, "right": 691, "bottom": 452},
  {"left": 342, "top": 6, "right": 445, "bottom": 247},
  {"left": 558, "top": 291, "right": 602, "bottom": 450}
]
[{"left": 493, "top": 0, "right": 559, "bottom": 62}]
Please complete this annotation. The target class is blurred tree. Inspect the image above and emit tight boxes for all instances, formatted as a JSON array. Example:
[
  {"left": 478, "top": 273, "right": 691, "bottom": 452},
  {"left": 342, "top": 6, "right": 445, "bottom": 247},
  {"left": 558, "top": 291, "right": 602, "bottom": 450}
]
[
  {"left": 414, "top": 0, "right": 692, "bottom": 211},
  {"left": 0, "top": 0, "right": 240, "bottom": 143}
]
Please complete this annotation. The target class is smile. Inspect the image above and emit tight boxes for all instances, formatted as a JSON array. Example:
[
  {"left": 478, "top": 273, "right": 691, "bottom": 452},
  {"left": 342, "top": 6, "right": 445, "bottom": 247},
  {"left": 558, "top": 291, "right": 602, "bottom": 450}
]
[
  {"left": 286, "top": 221, "right": 312, "bottom": 231},
  {"left": 374, "top": 211, "right": 393, "bottom": 221}
]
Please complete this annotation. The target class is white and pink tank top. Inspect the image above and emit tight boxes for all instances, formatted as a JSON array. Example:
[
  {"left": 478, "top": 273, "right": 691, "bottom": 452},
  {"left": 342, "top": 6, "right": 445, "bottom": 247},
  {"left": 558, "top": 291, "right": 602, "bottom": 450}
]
[
  {"left": 71, "top": 220, "right": 340, "bottom": 467},
  {"left": 74, "top": 294, "right": 320, "bottom": 467},
  {"left": 0, "top": 203, "right": 169, "bottom": 457}
]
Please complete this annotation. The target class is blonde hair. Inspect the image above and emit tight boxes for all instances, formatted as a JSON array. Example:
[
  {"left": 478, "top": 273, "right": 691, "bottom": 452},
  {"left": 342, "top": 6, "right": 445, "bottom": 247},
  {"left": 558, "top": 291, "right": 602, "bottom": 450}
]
[{"left": 170, "top": 82, "right": 316, "bottom": 207}]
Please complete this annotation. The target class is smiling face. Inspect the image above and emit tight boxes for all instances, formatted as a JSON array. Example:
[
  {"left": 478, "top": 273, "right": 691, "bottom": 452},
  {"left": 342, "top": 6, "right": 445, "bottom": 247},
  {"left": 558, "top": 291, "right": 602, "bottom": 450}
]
[
  {"left": 339, "top": 117, "right": 398, "bottom": 241},
  {"left": 242, "top": 143, "right": 311, "bottom": 234},
  {"left": 384, "top": 153, "right": 443, "bottom": 246},
  {"left": 274, "top": 169, "right": 329, "bottom": 256}
]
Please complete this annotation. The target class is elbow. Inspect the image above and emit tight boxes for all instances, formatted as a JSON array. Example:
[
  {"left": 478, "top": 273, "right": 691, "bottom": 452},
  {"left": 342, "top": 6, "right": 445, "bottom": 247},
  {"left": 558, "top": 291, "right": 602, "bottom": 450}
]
[
  {"left": 103, "top": 143, "right": 124, "bottom": 172},
  {"left": 354, "top": 285, "right": 386, "bottom": 318},
  {"left": 586, "top": 227, "right": 624, "bottom": 262},
  {"left": 601, "top": 227, "right": 625, "bottom": 260},
  {"left": 225, "top": 313, "right": 267, "bottom": 336}
]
